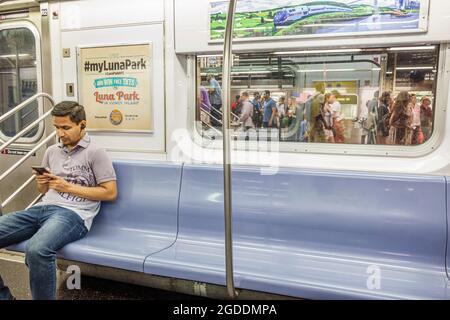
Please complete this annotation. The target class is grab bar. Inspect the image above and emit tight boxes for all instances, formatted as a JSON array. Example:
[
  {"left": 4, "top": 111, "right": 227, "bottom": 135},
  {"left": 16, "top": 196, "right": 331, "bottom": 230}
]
[
  {"left": 222, "top": 0, "right": 238, "bottom": 299},
  {"left": 0, "top": 93, "right": 54, "bottom": 125}
]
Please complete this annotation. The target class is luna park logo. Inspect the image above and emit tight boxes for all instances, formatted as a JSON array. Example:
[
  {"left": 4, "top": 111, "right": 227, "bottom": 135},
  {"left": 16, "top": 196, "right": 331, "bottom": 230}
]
[
  {"left": 94, "top": 91, "right": 140, "bottom": 104},
  {"left": 110, "top": 109, "right": 123, "bottom": 126}
]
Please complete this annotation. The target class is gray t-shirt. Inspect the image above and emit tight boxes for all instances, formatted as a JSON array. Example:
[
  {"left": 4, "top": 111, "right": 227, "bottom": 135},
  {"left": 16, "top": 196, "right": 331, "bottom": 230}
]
[{"left": 34, "top": 133, "right": 116, "bottom": 230}]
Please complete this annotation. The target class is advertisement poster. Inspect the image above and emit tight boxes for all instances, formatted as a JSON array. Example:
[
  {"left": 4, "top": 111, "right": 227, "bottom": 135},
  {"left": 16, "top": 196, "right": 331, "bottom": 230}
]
[
  {"left": 79, "top": 44, "right": 153, "bottom": 132},
  {"left": 210, "top": 0, "right": 428, "bottom": 41}
]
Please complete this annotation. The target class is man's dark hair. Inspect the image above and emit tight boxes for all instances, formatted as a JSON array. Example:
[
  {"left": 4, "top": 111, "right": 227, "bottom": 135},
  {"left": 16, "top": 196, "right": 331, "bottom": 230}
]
[
  {"left": 51, "top": 101, "right": 86, "bottom": 124},
  {"left": 264, "top": 90, "right": 271, "bottom": 95}
]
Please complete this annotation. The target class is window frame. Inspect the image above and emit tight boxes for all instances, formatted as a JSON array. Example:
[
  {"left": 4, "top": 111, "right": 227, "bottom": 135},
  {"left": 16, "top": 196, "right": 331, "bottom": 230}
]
[
  {"left": 188, "top": 44, "right": 449, "bottom": 159},
  {"left": 0, "top": 21, "right": 44, "bottom": 145}
]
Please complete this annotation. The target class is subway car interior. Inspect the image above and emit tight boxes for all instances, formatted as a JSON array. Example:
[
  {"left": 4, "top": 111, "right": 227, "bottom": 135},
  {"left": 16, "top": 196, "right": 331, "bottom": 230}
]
[{"left": 1, "top": 0, "right": 450, "bottom": 300}]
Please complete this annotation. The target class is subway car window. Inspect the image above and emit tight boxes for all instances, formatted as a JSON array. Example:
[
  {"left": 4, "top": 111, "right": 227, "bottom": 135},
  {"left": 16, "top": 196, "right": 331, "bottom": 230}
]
[
  {"left": 0, "top": 27, "right": 39, "bottom": 138},
  {"left": 196, "top": 46, "right": 438, "bottom": 147}
]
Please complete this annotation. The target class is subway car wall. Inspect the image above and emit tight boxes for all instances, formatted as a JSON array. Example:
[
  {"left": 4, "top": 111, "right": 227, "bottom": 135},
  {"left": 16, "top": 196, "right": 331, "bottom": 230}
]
[{"left": 28, "top": 0, "right": 449, "bottom": 175}]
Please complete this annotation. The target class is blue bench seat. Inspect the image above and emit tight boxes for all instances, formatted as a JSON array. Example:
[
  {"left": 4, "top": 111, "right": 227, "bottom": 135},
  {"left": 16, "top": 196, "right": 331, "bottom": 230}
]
[
  {"left": 144, "top": 164, "right": 449, "bottom": 299},
  {"left": 7, "top": 161, "right": 182, "bottom": 273},
  {"left": 5, "top": 161, "right": 450, "bottom": 299}
]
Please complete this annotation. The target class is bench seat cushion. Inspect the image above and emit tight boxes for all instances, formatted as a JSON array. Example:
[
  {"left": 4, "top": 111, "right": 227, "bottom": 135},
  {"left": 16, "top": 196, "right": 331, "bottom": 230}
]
[
  {"left": 144, "top": 164, "right": 447, "bottom": 299},
  {"left": 7, "top": 160, "right": 182, "bottom": 273}
]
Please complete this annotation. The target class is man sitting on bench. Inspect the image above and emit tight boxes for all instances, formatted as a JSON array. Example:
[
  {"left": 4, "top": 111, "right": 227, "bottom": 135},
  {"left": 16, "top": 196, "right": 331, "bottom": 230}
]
[{"left": 0, "top": 101, "right": 117, "bottom": 300}]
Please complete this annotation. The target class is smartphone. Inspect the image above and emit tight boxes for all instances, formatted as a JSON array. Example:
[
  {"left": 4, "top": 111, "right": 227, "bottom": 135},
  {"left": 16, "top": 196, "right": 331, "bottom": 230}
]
[{"left": 32, "top": 166, "right": 50, "bottom": 175}]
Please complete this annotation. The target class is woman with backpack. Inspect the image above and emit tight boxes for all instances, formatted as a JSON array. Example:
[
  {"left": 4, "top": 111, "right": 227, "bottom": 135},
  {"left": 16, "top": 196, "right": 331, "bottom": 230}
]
[
  {"left": 377, "top": 91, "right": 392, "bottom": 145},
  {"left": 420, "top": 96, "right": 433, "bottom": 141},
  {"left": 388, "top": 91, "right": 413, "bottom": 146},
  {"left": 330, "top": 93, "right": 345, "bottom": 144},
  {"left": 231, "top": 95, "right": 242, "bottom": 116},
  {"left": 322, "top": 93, "right": 335, "bottom": 143}
]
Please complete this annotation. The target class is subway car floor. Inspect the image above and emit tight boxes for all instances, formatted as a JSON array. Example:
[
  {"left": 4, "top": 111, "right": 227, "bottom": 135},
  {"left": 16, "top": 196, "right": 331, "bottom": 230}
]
[
  {"left": 0, "top": 254, "right": 205, "bottom": 300},
  {"left": 57, "top": 275, "right": 207, "bottom": 300}
]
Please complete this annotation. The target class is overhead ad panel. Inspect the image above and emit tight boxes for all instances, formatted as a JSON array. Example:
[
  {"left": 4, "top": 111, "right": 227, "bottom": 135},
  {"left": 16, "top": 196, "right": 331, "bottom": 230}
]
[{"left": 209, "top": 0, "right": 429, "bottom": 42}]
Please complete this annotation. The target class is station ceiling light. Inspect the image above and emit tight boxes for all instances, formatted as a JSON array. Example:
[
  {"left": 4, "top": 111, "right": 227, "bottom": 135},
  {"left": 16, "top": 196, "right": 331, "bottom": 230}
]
[
  {"left": 388, "top": 46, "right": 436, "bottom": 51},
  {"left": 396, "top": 66, "right": 435, "bottom": 70},
  {"left": 197, "top": 55, "right": 222, "bottom": 58},
  {"left": 0, "top": 54, "right": 30, "bottom": 59},
  {"left": 297, "top": 68, "right": 356, "bottom": 73},
  {"left": 273, "top": 49, "right": 362, "bottom": 55}
]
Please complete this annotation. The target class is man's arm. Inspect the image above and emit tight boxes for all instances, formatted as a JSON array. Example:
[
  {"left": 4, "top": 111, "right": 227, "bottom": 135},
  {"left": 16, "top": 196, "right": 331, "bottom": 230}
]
[
  {"left": 34, "top": 171, "right": 50, "bottom": 194},
  {"left": 269, "top": 103, "right": 277, "bottom": 127},
  {"left": 45, "top": 173, "right": 118, "bottom": 202},
  {"left": 36, "top": 149, "right": 51, "bottom": 194}
]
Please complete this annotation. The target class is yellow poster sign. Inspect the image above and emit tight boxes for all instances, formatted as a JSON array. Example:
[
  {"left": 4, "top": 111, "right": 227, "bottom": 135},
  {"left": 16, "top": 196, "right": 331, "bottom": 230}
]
[
  {"left": 313, "top": 80, "right": 358, "bottom": 94},
  {"left": 79, "top": 44, "right": 153, "bottom": 132}
]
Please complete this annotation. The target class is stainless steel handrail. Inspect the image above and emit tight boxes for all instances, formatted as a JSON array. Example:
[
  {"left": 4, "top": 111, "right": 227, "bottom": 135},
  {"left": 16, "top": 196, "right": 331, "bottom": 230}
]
[
  {"left": 0, "top": 92, "right": 54, "bottom": 125},
  {"left": 0, "top": 93, "right": 55, "bottom": 214},
  {"left": 215, "top": 108, "right": 240, "bottom": 121},
  {"left": 0, "top": 131, "right": 56, "bottom": 214},
  {"left": 21, "top": 107, "right": 37, "bottom": 123},
  {"left": 0, "top": 131, "right": 56, "bottom": 184},
  {"left": 200, "top": 110, "right": 223, "bottom": 136},
  {"left": 26, "top": 194, "right": 44, "bottom": 210},
  {"left": 0, "top": 109, "right": 53, "bottom": 153},
  {"left": 200, "top": 108, "right": 239, "bottom": 130},
  {"left": 201, "top": 130, "right": 214, "bottom": 140},
  {"left": 1, "top": 175, "right": 35, "bottom": 209},
  {"left": 201, "top": 109, "right": 223, "bottom": 127},
  {"left": 222, "top": 0, "right": 238, "bottom": 299}
]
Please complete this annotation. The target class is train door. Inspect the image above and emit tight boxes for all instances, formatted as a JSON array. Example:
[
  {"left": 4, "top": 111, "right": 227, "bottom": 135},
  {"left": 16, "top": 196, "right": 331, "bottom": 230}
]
[{"left": 0, "top": 1, "right": 53, "bottom": 213}]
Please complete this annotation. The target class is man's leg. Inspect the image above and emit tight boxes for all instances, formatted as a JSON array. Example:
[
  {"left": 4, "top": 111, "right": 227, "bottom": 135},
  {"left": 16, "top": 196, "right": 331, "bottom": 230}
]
[
  {"left": 0, "top": 207, "right": 41, "bottom": 300},
  {"left": 211, "top": 104, "right": 222, "bottom": 127},
  {"left": 24, "top": 206, "right": 87, "bottom": 300}
]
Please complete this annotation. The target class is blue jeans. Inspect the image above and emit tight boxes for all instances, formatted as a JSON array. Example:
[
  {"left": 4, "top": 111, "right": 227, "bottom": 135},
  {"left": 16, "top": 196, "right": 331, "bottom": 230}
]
[{"left": 0, "top": 205, "right": 88, "bottom": 300}]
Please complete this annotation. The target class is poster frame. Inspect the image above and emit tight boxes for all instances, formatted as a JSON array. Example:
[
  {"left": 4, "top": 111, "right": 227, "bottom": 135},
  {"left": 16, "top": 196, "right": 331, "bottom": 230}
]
[
  {"left": 207, "top": 0, "right": 431, "bottom": 43},
  {"left": 76, "top": 42, "right": 154, "bottom": 133}
]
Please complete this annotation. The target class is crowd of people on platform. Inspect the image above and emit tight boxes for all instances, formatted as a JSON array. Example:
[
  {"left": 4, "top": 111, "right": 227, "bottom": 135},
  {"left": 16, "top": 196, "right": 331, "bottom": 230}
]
[
  {"left": 198, "top": 75, "right": 434, "bottom": 146},
  {"left": 354, "top": 90, "right": 433, "bottom": 146}
]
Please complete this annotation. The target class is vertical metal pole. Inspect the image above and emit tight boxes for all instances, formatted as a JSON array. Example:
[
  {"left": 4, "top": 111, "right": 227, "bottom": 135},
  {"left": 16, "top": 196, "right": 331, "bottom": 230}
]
[
  {"left": 379, "top": 54, "right": 387, "bottom": 93},
  {"left": 222, "top": 0, "right": 238, "bottom": 299},
  {"left": 15, "top": 45, "right": 21, "bottom": 132},
  {"left": 393, "top": 53, "right": 398, "bottom": 94}
]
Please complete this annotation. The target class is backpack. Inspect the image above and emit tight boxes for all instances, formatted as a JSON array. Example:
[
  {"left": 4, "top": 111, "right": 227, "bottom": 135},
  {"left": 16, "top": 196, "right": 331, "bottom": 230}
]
[
  {"left": 363, "top": 112, "right": 376, "bottom": 131},
  {"left": 382, "top": 112, "right": 391, "bottom": 132},
  {"left": 234, "top": 101, "right": 243, "bottom": 115},
  {"left": 252, "top": 105, "right": 260, "bottom": 124}
]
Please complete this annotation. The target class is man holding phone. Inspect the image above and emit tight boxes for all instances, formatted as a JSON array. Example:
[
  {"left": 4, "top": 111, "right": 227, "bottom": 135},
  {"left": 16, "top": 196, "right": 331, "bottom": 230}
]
[
  {"left": 31, "top": 166, "right": 50, "bottom": 175},
  {"left": 0, "top": 101, "right": 117, "bottom": 300}
]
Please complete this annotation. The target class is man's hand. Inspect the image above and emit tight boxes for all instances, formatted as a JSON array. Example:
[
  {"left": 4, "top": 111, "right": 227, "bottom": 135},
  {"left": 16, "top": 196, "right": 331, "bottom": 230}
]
[
  {"left": 37, "top": 172, "right": 117, "bottom": 202},
  {"left": 44, "top": 173, "right": 71, "bottom": 193},
  {"left": 33, "top": 168, "right": 52, "bottom": 194},
  {"left": 33, "top": 170, "right": 51, "bottom": 186}
]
